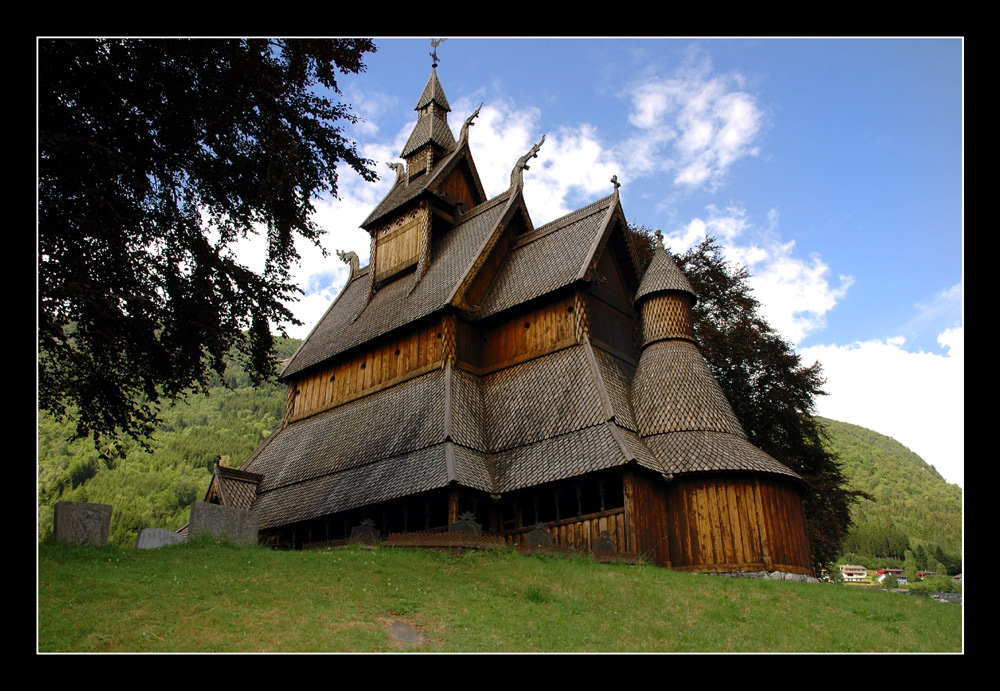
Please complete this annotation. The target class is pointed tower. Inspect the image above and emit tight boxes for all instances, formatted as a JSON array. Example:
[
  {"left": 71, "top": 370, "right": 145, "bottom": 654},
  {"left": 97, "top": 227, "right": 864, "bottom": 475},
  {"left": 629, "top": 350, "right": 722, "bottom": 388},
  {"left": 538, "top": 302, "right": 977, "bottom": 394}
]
[
  {"left": 630, "top": 236, "right": 812, "bottom": 574},
  {"left": 400, "top": 68, "right": 455, "bottom": 180}
]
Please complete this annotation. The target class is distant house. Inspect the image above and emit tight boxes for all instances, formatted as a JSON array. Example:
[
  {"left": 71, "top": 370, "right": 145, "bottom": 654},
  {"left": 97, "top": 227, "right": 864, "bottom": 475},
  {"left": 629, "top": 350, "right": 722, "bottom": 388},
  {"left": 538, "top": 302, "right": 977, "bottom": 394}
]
[
  {"left": 917, "top": 570, "right": 937, "bottom": 580},
  {"left": 875, "top": 568, "right": 906, "bottom": 584},
  {"left": 877, "top": 568, "right": 904, "bottom": 577},
  {"left": 839, "top": 565, "right": 868, "bottom": 582}
]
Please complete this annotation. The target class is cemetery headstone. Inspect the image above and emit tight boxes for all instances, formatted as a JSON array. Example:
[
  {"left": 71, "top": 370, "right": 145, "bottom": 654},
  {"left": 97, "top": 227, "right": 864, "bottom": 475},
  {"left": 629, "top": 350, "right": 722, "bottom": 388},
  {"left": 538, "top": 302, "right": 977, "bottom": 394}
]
[
  {"left": 350, "top": 518, "right": 380, "bottom": 545},
  {"left": 448, "top": 511, "right": 482, "bottom": 536},
  {"left": 524, "top": 522, "right": 555, "bottom": 549},
  {"left": 54, "top": 500, "right": 112, "bottom": 546},
  {"left": 134, "top": 528, "right": 185, "bottom": 550},
  {"left": 188, "top": 501, "right": 259, "bottom": 545}
]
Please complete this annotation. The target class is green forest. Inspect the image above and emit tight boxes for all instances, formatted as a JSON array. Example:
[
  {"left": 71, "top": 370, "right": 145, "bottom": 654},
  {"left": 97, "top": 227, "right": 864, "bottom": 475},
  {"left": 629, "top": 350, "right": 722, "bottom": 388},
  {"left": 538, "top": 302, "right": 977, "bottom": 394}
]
[
  {"left": 37, "top": 338, "right": 298, "bottom": 547},
  {"left": 37, "top": 339, "right": 962, "bottom": 574},
  {"left": 818, "top": 418, "right": 962, "bottom": 577}
]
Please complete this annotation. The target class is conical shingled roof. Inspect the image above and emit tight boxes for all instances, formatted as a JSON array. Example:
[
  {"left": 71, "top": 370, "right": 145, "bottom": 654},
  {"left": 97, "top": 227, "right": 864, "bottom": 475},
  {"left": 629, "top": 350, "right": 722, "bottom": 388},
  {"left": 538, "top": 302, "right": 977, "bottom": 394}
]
[
  {"left": 631, "top": 340, "right": 746, "bottom": 438},
  {"left": 630, "top": 246, "right": 804, "bottom": 485},
  {"left": 635, "top": 245, "right": 696, "bottom": 303},
  {"left": 414, "top": 68, "right": 451, "bottom": 112}
]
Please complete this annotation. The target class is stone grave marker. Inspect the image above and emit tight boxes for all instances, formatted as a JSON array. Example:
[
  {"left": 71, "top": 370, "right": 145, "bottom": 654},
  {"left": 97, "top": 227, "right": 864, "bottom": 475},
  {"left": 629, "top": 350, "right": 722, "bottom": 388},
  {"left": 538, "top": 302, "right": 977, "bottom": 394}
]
[
  {"left": 524, "top": 522, "right": 555, "bottom": 549},
  {"left": 447, "top": 511, "right": 482, "bottom": 536},
  {"left": 188, "top": 501, "right": 259, "bottom": 545},
  {"left": 134, "top": 527, "right": 185, "bottom": 550},
  {"left": 592, "top": 531, "right": 616, "bottom": 561},
  {"left": 350, "top": 518, "right": 380, "bottom": 545},
  {"left": 54, "top": 500, "right": 112, "bottom": 546}
]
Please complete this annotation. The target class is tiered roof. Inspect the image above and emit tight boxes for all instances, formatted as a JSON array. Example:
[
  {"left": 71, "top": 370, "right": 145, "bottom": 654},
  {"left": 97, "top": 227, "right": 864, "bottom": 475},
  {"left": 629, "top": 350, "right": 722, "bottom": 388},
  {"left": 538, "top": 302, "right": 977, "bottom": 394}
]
[{"left": 240, "top": 68, "right": 803, "bottom": 532}]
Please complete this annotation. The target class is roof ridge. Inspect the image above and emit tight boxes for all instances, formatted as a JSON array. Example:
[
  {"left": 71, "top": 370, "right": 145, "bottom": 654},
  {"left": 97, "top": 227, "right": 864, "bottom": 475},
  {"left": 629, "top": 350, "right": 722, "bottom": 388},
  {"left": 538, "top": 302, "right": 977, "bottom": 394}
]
[
  {"left": 533, "top": 193, "right": 615, "bottom": 235},
  {"left": 459, "top": 187, "right": 514, "bottom": 222}
]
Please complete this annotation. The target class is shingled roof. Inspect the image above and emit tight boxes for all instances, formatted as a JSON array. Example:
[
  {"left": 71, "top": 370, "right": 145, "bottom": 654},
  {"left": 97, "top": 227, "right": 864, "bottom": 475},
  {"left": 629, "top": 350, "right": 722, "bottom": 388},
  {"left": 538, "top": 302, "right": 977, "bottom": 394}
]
[
  {"left": 238, "top": 67, "right": 805, "bottom": 536},
  {"left": 283, "top": 191, "right": 512, "bottom": 379},
  {"left": 247, "top": 342, "right": 673, "bottom": 529}
]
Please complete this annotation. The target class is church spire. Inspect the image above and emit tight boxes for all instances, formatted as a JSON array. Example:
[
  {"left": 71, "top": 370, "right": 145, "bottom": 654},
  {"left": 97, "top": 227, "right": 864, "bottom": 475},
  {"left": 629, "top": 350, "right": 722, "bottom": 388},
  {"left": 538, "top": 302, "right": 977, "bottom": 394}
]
[
  {"left": 400, "top": 68, "right": 456, "bottom": 171},
  {"left": 400, "top": 40, "right": 456, "bottom": 167}
]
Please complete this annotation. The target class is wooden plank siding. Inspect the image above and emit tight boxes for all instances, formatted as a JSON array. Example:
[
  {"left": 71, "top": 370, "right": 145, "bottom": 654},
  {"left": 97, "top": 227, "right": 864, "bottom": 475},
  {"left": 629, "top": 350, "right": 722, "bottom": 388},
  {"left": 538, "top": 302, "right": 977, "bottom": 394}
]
[
  {"left": 374, "top": 210, "right": 423, "bottom": 284},
  {"left": 458, "top": 295, "right": 578, "bottom": 375},
  {"left": 504, "top": 508, "right": 627, "bottom": 553},
  {"left": 287, "top": 317, "right": 446, "bottom": 423},
  {"left": 665, "top": 475, "right": 813, "bottom": 575},
  {"left": 624, "top": 471, "right": 671, "bottom": 566},
  {"left": 438, "top": 166, "right": 480, "bottom": 220}
]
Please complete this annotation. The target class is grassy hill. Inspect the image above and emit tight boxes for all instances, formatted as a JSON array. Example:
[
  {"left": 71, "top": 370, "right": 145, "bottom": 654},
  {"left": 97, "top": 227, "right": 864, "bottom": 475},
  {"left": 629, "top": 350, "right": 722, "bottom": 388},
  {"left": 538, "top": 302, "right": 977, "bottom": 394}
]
[
  {"left": 38, "top": 541, "right": 962, "bottom": 653},
  {"left": 818, "top": 417, "right": 962, "bottom": 568},
  {"left": 37, "top": 338, "right": 297, "bottom": 547}
]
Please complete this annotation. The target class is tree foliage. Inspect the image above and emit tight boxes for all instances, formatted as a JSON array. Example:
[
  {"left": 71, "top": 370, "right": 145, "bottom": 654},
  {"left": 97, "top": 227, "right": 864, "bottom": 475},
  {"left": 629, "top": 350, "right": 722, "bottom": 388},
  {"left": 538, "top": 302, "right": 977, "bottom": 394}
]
[
  {"left": 38, "top": 38, "right": 378, "bottom": 455},
  {"left": 629, "top": 227, "right": 861, "bottom": 569}
]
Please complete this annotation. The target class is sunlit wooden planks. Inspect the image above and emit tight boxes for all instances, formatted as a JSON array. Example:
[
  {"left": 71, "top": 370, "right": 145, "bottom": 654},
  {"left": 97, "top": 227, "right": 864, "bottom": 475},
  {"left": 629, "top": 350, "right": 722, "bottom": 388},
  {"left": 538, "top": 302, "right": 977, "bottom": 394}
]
[
  {"left": 665, "top": 475, "right": 813, "bottom": 575},
  {"left": 287, "top": 317, "right": 446, "bottom": 422}
]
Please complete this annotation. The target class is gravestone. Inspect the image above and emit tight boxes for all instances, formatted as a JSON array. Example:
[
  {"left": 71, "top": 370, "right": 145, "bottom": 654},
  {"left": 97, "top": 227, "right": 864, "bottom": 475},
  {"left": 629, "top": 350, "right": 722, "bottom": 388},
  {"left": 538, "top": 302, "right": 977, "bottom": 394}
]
[
  {"left": 524, "top": 522, "right": 555, "bottom": 548},
  {"left": 134, "top": 528, "right": 185, "bottom": 550},
  {"left": 448, "top": 511, "right": 482, "bottom": 536},
  {"left": 54, "top": 501, "right": 112, "bottom": 546},
  {"left": 592, "top": 531, "right": 616, "bottom": 561},
  {"left": 188, "top": 501, "right": 259, "bottom": 545},
  {"left": 350, "top": 518, "right": 380, "bottom": 545}
]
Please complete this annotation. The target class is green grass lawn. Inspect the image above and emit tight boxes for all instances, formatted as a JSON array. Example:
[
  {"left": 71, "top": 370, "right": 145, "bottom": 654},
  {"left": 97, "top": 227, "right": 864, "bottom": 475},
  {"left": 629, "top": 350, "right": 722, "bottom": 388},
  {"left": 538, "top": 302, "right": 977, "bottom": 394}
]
[{"left": 38, "top": 542, "right": 963, "bottom": 653}]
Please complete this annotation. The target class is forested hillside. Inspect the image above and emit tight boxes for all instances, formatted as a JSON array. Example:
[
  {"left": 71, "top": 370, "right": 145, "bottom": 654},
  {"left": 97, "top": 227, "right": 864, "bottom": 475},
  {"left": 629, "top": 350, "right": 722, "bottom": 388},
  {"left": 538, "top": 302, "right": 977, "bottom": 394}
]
[
  {"left": 37, "top": 343, "right": 962, "bottom": 572},
  {"left": 37, "top": 338, "right": 298, "bottom": 547},
  {"left": 819, "top": 417, "right": 962, "bottom": 573}
]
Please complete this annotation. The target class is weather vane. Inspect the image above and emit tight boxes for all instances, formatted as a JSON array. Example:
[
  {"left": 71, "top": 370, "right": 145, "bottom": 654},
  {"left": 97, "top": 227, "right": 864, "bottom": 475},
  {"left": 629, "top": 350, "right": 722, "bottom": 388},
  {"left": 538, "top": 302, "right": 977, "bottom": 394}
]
[{"left": 430, "top": 38, "right": 447, "bottom": 68}]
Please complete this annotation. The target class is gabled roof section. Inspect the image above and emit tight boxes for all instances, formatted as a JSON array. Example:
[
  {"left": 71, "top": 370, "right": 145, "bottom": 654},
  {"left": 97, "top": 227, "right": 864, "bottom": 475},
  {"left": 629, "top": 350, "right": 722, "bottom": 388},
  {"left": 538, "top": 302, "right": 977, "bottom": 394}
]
[
  {"left": 361, "top": 139, "right": 486, "bottom": 232},
  {"left": 474, "top": 192, "right": 626, "bottom": 319},
  {"left": 282, "top": 192, "right": 512, "bottom": 379},
  {"left": 448, "top": 186, "right": 532, "bottom": 312},
  {"left": 205, "top": 464, "right": 262, "bottom": 511}
]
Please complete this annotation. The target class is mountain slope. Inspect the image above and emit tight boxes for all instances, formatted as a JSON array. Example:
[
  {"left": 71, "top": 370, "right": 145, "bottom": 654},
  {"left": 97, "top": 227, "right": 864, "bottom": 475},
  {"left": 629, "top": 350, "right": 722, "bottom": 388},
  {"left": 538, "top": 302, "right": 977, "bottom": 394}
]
[{"left": 818, "top": 417, "right": 962, "bottom": 555}]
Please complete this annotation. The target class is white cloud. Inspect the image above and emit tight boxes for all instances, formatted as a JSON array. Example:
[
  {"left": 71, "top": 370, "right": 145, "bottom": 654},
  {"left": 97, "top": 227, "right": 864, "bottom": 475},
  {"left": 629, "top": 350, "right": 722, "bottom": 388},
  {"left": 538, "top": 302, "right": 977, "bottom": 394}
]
[
  {"left": 663, "top": 206, "right": 852, "bottom": 347},
  {"left": 800, "top": 326, "right": 964, "bottom": 487},
  {"left": 622, "top": 55, "right": 764, "bottom": 190}
]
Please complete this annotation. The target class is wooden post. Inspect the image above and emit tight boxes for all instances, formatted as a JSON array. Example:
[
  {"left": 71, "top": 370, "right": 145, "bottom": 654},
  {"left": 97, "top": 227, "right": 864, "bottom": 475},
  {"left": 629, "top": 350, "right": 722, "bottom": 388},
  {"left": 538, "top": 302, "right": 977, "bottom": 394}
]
[
  {"left": 448, "top": 489, "right": 460, "bottom": 525},
  {"left": 623, "top": 471, "right": 637, "bottom": 555}
]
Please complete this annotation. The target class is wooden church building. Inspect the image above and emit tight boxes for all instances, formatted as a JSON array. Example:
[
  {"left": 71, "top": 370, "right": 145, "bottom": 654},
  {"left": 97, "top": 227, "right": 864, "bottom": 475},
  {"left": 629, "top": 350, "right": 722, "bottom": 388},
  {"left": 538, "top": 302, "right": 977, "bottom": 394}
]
[{"left": 216, "top": 66, "right": 814, "bottom": 575}]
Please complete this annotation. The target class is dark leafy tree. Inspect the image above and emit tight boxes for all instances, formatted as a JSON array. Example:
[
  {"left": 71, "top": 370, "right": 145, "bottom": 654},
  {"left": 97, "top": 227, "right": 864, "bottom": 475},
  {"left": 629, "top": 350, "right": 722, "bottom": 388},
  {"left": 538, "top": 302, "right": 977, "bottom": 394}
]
[
  {"left": 38, "top": 38, "right": 378, "bottom": 455},
  {"left": 629, "top": 226, "right": 861, "bottom": 570}
]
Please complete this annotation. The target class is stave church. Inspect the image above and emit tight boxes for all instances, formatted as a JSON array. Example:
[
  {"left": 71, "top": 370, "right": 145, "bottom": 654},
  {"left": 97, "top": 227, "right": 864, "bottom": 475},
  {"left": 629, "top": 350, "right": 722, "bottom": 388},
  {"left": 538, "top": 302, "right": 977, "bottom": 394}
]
[{"left": 208, "top": 61, "right": 814, "bottom": 575}]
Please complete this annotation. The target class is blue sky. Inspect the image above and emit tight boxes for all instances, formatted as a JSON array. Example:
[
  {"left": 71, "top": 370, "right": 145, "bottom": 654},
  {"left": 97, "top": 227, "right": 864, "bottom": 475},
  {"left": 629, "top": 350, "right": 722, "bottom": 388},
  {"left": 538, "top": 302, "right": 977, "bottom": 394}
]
[{"left": 254, "top": 37, "right": 963, "bottom": 486}]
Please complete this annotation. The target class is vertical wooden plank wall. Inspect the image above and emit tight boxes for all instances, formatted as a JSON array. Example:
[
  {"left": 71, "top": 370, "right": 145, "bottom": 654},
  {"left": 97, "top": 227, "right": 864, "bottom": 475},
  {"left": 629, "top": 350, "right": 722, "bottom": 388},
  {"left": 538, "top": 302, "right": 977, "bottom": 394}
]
[
  {"left": 374, "top": 208, "right": 423, "bottom": 283},
  {"left": 624, "top": 472, "right": 671, "bottom": 566},
  {"left": 504, "top": 510, "right": 627, "bottom": 553},
  {"left": 462, "top": 295, "right": 577, "bottom": 374},
  {"left": 288, "top": 317, "right": 446, "bottom": 422},
  {"left": 665, "top": 475, "right": 813, "bottom": 575}
]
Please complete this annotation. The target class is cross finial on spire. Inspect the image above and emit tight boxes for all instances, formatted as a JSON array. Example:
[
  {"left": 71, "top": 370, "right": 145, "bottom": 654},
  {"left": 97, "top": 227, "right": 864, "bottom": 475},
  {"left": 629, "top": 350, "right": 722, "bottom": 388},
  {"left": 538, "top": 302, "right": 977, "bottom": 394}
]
[
  {"left": 654, "top": 229, "right": 664, "bottom": 250},
  {"left": 611, "top": 175, "right": 620, "bottom": 191},
  {"left": 430, "top": 38, "right": 447, "bottom": 68}
]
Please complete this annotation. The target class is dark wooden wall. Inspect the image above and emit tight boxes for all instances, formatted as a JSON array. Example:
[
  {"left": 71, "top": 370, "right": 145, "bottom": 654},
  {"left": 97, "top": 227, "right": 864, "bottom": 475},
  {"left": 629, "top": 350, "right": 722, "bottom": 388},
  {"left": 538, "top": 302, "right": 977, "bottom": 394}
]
[{"left": 457, "top": 294, "right": 577, "bottom": 375}]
